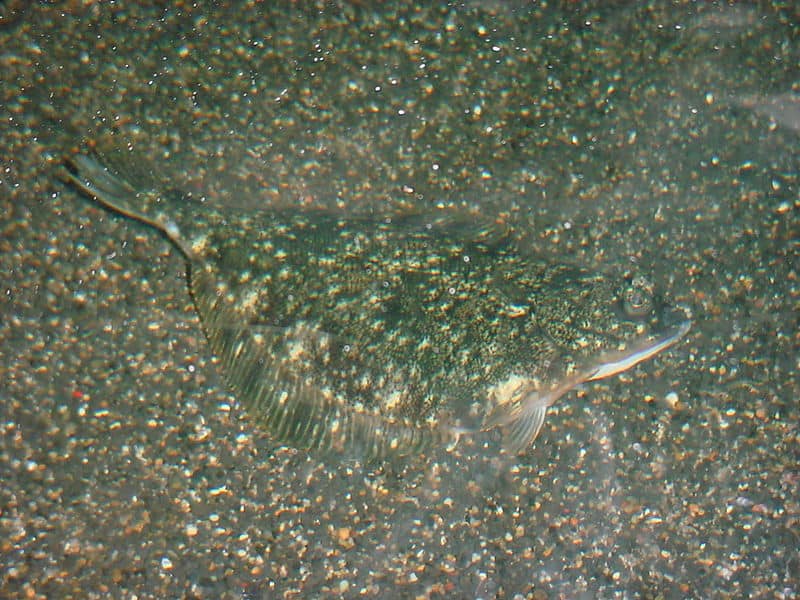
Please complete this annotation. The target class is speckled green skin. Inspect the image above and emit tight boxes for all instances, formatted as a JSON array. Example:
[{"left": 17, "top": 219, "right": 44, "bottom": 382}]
[{"left": 64, "top": 154, "right": 675, "bottom": 461}]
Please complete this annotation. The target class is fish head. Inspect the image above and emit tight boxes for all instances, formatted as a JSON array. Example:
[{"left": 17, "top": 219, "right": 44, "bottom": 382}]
[
  {"left": 531, "top": 267, "right": 690, "bottom": 379},
  {"left": 482, "top": 265, "right": 691, "bottom": 453}
]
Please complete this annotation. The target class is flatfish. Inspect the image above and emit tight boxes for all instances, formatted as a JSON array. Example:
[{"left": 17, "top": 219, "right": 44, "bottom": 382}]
[{"left": 62, "top": 153, "right": 690, "bottom": 461}]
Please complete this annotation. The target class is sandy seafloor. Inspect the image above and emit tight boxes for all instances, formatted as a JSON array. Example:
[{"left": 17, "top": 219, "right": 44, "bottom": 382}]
[{"left": 0, "top": 1, "right": 797, "bottom": 598}]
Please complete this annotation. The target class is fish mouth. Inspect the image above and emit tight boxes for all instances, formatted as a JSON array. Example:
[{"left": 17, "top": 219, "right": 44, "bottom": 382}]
[{"left": 585, "top": 319, "right": 692, "bottom": 382}]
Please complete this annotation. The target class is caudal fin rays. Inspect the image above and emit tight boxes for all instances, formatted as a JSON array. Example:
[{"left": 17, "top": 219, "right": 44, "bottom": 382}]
[{"left": 62, "top": 154, "right": 159, "bottom": 228}]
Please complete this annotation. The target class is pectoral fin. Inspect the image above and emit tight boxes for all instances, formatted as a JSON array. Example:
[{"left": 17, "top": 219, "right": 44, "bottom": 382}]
[
  {"left": 503, "top": 402, "right": 548, "bottom": 454},
  {"left": 483, "top": 391, "right": 551, "bottom": 454}
]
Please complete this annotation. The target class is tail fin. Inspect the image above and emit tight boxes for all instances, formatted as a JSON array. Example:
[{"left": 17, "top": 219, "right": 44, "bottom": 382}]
[
  {"left": 62, "top": 154, "right": 194, "bottom": 259},
  {"left": 62, "top": 154, "right": 153, "bottom": 224}
]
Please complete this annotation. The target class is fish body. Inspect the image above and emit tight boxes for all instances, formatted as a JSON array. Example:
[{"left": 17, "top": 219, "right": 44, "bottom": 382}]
[{"left": 63, "top": 153, "right": 690, "bottom": 460}]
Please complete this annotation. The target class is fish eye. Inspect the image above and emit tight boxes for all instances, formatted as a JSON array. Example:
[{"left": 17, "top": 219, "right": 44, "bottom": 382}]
[{"left": 621, "top": 276, "right": 654, "bottom": 319}]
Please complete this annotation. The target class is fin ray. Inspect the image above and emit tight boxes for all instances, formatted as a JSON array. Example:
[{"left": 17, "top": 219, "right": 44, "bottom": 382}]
[{"left": 483, "top": 393, "right": 550, "bottom": 454}]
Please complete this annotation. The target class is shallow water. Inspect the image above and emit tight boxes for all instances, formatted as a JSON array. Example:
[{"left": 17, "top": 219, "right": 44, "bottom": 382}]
[{"left": 1, "top": 2, "right": 797, "bottom": 598}]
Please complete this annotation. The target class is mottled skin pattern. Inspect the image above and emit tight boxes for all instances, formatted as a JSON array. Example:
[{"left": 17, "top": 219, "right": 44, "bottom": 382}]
[
  {"left": 190, "top": 207, "right": 657, "bottom": 425},
  {"left": 63, "top": 154, "right": 680, "bottom": 461}
]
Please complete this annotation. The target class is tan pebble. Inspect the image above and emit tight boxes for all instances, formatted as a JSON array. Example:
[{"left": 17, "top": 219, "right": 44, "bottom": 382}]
[
  {"left": 335, "top": 527, "right": 355, "bottom": 549},
  {"left": 665, "top": 391, "right": 680, "bottom": 409},
  {"left": 688, "top": 503, "right": 705, "bottom": 517}
]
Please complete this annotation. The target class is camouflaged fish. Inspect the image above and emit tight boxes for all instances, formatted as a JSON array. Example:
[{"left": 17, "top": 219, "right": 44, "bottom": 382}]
[{"left": 62, "top": 153, "right": 690, "bottom": 461}]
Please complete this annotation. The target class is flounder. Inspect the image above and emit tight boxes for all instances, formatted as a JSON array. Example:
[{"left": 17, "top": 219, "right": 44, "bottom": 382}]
[{"left": 62, "top": 152, "right": 690, "bottom": 461}]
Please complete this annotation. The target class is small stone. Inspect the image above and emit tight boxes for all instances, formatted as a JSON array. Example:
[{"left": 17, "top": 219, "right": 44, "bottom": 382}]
[{"left": 665, "top": 391, "right": 680, "bottom": 409}]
